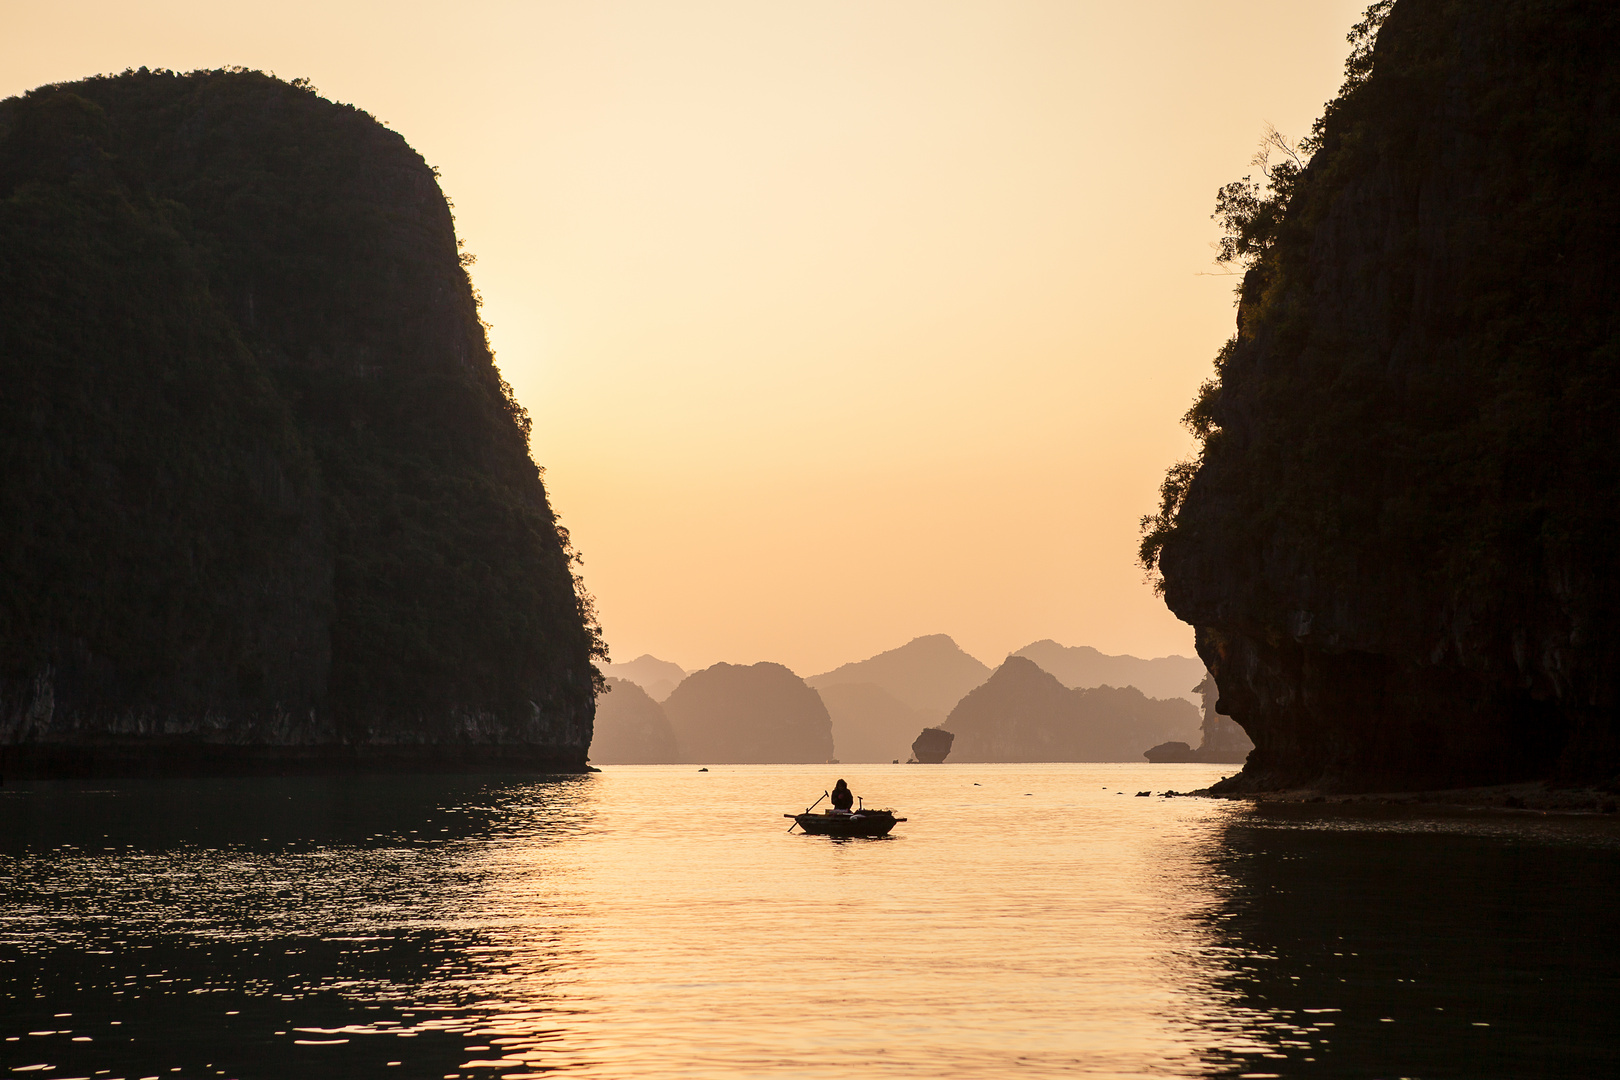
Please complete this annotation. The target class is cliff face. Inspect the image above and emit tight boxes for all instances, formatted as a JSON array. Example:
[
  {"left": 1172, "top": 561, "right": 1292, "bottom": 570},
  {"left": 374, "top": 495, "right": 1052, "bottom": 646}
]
[
  {"left": 663, "top": 662, "right": 833, "bottom": 764},
  {"left": 0, "top": 70, "right": 600, "bottom": 774},
  {"left": 943, "top": 657, "right": 1200, "bottom": 763},
  {"left": 1154, "top": 1, "right": 1620, "bottom": 790}
]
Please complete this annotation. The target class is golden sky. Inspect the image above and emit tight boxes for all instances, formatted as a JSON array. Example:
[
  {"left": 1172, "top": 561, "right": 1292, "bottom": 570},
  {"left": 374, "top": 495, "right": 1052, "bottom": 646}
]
[{"left": 6, "top": 0, "right": 1370, "bottom": 674}]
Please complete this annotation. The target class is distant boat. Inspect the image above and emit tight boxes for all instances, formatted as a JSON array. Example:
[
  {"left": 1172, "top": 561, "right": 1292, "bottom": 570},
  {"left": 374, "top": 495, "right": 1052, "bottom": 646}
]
[{"left": 786, "top": 808, "right": 905, "bottom": 837}]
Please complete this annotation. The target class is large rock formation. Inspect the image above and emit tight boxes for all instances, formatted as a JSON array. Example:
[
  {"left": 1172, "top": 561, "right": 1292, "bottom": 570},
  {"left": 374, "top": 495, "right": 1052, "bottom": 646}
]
[
  {"left": 910, "top": 727, "right": 954, "bottom": 764},
  {"left": 819, "top": 682, "right": 931, "bottom": 762},
  {"left": 662, "top": 662, "right": 834, "bottom": 764},
  {"left": 0, "top": 70, "right": 601, "bottom": 776},
  {"left": 1147, "top": 0, "right": 1620, "bottom": 790},
  {"left": 590, "top": 678, "right": 678, "bottom": 764},
  {"left": 942, "top": 657, "right": 1200, "bottom": 762},
  {"left": 1013, "top": 640, "right": 1206, "bottom": 707},
  {"left": 808, "top": 635, "right": 990, "bottom": 722}
]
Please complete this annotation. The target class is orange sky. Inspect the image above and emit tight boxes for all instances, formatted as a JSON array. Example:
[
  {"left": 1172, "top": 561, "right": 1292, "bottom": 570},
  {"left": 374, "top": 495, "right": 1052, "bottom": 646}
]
[{"left": 6, "top": 0, "right": 1370, "bottom": 674}]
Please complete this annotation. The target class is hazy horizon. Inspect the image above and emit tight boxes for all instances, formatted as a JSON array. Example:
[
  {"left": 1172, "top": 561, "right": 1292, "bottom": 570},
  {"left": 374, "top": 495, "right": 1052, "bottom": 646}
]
[
  {"left": 608, "top": 632, "right": 1208, "bottom": 682},
  {"left": 5, "top": 0, "right": 1370, "bottom": 674}
]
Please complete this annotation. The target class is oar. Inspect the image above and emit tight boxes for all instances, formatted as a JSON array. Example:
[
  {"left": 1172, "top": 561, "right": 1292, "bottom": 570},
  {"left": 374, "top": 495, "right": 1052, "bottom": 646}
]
[{"left": 786, "top": 790, "right": 828, "bottom": 832}]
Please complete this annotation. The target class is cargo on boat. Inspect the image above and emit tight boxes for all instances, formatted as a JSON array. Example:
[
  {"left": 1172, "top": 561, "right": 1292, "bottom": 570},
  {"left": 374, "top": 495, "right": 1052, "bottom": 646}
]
[{"left": 786, "top": 808, "right": 905, "bottom": 837}]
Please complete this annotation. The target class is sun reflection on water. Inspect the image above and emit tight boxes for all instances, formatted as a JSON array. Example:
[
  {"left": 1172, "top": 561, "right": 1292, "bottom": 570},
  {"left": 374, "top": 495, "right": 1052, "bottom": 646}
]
[{"left": 4, "top": 767, "right": 1617, "bottom": 1078}]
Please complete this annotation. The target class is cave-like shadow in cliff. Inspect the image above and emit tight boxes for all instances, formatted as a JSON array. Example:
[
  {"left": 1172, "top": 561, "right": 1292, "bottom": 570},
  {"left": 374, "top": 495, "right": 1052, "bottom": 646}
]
[{"left": 1188, "top": 804, "right": 1620, "bottom": 1079}]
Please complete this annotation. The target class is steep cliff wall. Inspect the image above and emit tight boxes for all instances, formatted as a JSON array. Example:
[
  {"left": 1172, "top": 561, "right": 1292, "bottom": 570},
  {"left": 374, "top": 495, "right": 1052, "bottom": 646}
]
[
  {"left": 1150, "top": 0, "right": 1620, "bottom": 790},
  {"left": 0, "top": 70, "right": 601, "bottom": 775}
]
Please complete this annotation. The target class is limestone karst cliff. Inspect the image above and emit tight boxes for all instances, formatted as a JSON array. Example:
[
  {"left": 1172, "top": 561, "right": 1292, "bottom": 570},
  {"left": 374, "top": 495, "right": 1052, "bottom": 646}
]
[
  {"left": 941, "top": 657, "right": 1200, "bottom": 763},
  {"left": 663, "top": 662, "right": 834, "bottom": 764},
  {"left": 910, "top": 727, "right": 954, "bottom": 764},
  {"left": 0, "top": 70, "right": 602, "bottom": 775},
  {"left": 1144, "top": 0, "right": 1620, "bottom": 790}
]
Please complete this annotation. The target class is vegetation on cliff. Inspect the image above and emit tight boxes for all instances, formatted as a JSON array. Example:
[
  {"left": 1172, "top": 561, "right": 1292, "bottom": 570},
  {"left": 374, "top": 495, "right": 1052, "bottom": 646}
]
[
  {"left": 0, "top": 69, "right": 603, "bottom": 761},
  {"left": 1140, "top": 0, "right": 1620, "bottom": 788}
]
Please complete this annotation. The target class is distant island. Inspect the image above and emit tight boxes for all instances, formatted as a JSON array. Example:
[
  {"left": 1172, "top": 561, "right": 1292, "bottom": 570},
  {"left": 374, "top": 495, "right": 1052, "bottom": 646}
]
[
  {"left": 807, "top": 635, "right": 990, "bottom": 762},
  {"left": 1141, "top": 0, "right": 1620, "bottom": 791},
  {"left": 938, "top": 657, "right": 1201, "bottom": 763},
  {"left": 598, "top": 636, "right": 1211, "bottom": 765},
  {"left": 1143, "top": 676, "right": 1253, "bottom": 765},
  {"left": 590, "top": 678, "right": 678, "bottom": 765},
  {"left": 663, "top": 662, "right": 833, "bottom": 764},
  {"left": 0, "top": 70, "right": 600, "bottom": 777},
  {"left": 911, "top": 727, "right": 954, "bottom": 764}
]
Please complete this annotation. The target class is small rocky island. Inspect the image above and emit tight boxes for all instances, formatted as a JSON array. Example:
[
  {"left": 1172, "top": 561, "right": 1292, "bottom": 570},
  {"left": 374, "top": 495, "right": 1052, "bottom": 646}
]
[
  {"left": 0, "top": 70, "right": 603, "bottom": 776},
  {"left": 1142, "top": 0, "right": 1620, "bottom": 792},
  {"left": 910, "top": 727, "right": 954, "bottom": 764}
]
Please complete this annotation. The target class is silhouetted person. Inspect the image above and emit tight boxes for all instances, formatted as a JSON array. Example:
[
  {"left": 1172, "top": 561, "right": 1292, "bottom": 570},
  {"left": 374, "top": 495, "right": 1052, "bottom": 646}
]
[{"left": 831, "top": 778, "right": 854, "bottom": 811}]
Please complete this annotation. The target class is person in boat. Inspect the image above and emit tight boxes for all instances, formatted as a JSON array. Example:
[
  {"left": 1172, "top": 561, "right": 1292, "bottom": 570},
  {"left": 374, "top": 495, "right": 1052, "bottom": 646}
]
[{"left": 830, "top": 779, "right": 855, "bottom": 812}]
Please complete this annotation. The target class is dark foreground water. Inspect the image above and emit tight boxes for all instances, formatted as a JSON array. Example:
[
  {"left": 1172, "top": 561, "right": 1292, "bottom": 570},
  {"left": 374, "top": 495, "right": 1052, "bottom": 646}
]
[{"left": 3, "top": 764, "right": 1618, "bottom": 1079}]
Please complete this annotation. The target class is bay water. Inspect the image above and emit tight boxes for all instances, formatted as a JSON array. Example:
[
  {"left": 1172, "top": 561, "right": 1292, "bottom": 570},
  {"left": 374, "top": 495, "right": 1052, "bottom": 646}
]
[{"left": 3, "top": 763, "right": 1618, "bottom": 1078}]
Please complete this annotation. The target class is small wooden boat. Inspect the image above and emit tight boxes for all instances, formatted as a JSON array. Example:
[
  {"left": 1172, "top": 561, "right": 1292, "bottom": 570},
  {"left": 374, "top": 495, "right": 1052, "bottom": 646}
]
[{"left": 785, "top": 808, "right": 905, "bottom": 837}]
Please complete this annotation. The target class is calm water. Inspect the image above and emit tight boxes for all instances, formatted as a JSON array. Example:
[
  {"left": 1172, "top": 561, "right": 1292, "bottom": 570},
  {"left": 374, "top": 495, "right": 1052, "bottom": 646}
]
[{"left": 3, "top": 763, "right": 1618, "bottom": 1079}]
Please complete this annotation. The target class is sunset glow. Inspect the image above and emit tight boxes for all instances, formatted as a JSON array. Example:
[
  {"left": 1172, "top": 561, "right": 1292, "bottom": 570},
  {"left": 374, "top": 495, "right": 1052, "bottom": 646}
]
[{"left": 4, "top": 0, "right": 1370, "bottom": 672}]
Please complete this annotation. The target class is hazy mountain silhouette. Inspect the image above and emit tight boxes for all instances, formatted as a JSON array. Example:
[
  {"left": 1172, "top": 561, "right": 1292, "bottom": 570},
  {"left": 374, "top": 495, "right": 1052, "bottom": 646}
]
[
  {"left": 1013, "top": 641, "right": 1205, "bottom": 706},
  {"left": 818, "top": 682, "right": 931, "bottom": 763},
  {"left": 602, "top": 654, "right": 687, "bottom": 701},
  {"left": 663, "top": 662, "right": 833, "bottom": 764},
  {"left": 808, "top": 635, "right": 991, "bottom": 721},
  {"left": 590, "top": 678, "right": 679, "bottom": 764},
  {"left": 943, "top": 656, "right": 1200, "bottom": 762}
]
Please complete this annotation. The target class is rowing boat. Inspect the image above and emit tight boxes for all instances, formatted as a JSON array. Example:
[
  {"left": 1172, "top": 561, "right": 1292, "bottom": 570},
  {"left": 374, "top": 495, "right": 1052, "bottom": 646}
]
[{"left": 785, "top": 808, "right": 905, "bottom": 837}]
